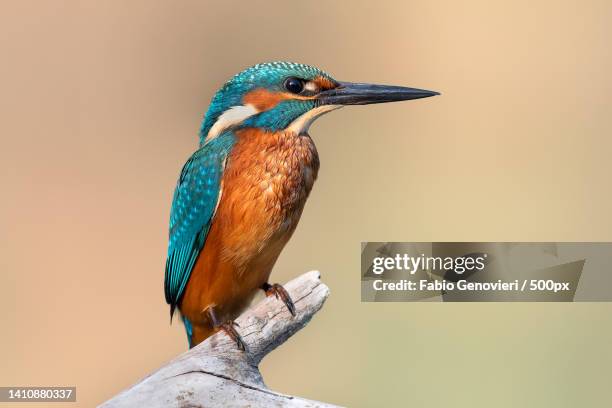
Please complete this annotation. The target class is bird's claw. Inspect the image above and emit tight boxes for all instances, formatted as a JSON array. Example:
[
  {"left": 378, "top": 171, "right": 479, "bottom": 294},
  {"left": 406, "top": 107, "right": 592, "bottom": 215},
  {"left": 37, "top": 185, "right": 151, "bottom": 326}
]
[
  {"left": 220, "top": 320, "right": 246, "bottom": 351},
  {"left": 264, "top": 283, "right": 296, "bottom": 317}
]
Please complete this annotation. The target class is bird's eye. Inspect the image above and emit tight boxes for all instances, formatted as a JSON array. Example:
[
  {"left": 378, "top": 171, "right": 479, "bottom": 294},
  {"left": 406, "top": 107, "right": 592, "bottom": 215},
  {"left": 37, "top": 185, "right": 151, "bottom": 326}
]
[{"left": 284, "top": 77, "right": 304, "bottom": 94}]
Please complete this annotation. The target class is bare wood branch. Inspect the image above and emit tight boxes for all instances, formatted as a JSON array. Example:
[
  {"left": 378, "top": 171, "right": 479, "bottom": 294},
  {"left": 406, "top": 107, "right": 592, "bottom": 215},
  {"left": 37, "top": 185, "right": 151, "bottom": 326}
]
[{"left": 100, "top": 271, "right": 339, "bottom": 408}]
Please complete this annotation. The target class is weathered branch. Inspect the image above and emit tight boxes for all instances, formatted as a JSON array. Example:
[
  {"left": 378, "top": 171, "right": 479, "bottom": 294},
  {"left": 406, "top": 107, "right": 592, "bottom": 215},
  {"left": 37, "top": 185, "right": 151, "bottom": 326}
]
[{"left": 100, "top": 271, "right": 338, "bottom": 408}]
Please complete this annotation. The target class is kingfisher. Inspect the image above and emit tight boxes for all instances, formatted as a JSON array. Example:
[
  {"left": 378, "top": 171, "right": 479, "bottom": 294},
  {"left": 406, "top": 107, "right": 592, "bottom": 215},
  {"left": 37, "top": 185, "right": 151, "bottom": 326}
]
[{"left": 165, "top": 62, "right": 438, "bottom": 348}]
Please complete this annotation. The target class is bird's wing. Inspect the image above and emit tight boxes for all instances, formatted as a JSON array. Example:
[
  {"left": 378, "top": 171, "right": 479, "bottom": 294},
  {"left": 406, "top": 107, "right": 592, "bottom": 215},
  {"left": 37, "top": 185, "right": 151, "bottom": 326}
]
[{"left": 165, "top": 133, "right": 236, "bottom": 318}]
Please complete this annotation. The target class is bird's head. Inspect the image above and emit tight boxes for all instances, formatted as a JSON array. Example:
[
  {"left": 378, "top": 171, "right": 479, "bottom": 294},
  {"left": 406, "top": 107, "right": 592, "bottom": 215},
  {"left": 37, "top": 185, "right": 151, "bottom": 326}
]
[{"left": 199, "top": 61, "right": 438, "bottom": 144}]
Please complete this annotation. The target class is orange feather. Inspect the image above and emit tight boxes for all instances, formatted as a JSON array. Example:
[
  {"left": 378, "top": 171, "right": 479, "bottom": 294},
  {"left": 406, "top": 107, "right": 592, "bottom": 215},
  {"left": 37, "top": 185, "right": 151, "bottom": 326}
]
[{"left": 179, "top": 127, "right": 319, "bottom": 346}]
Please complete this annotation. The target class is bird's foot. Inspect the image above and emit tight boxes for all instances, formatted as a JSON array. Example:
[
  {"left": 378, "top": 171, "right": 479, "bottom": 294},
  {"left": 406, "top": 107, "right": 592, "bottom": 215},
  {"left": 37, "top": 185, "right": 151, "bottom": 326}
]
[
  {"left": 220, "top": 320, "right": 246, "bottom": 351},
  {"left": 204, "top": 305, "right": 246, "bottom": 351},
  {"left": 262, "top": 282, "right": 296, "bottom": 316}
]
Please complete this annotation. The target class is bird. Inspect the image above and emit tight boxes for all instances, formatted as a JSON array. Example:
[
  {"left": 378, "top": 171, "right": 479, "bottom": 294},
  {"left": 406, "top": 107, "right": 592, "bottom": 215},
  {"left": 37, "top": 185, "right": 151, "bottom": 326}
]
[{"left": 165, "top": 62, "right": 438, "bottom": 348}]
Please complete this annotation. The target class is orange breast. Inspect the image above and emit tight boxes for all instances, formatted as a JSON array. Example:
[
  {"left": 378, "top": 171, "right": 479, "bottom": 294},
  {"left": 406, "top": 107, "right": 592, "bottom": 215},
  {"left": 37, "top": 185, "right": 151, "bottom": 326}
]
[{"left": 179, "top": 128, "right": 319, "bottom": 333}]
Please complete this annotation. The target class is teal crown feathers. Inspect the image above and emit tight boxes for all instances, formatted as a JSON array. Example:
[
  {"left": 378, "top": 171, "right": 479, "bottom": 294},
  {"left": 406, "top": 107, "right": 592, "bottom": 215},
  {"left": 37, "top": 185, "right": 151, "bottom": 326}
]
[{"left": 199, "top": 62, "right": 335, "bottom": 145}]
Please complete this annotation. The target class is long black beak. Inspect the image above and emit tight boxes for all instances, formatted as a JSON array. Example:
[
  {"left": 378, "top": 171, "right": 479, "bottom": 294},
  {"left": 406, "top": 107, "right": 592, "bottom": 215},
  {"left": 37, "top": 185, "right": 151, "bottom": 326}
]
[{"left": 317, "top": 81, "right": 439, "bottom": 106}]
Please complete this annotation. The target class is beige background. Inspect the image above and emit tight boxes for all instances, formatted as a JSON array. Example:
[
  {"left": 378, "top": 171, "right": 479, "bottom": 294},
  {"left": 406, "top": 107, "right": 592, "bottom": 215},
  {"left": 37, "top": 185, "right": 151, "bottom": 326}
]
[{"left": 2, "top": 1, "right": 612, "bottom": 407}]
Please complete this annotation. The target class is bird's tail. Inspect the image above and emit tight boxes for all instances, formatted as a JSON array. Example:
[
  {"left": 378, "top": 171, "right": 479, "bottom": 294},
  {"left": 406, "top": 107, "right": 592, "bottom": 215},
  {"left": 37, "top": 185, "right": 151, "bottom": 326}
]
[{"left": 181, "top": 316, "right": 194, "bottom": 348}]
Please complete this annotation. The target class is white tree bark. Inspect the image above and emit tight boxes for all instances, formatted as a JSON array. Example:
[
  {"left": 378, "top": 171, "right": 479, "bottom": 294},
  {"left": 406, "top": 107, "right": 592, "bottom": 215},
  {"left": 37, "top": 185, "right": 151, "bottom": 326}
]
[{"left": 100, "top": 271, "right": 339, "bottom": 408}]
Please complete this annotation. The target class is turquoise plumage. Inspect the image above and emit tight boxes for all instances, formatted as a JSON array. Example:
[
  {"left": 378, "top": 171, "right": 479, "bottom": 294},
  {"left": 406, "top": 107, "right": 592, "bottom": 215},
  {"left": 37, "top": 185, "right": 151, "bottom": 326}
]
[
  {"left": 164, "top": 132, "right": 236, "bottom": 319},
  {"left": 198, "top": 62, "right": 333, "bottom": 145}
]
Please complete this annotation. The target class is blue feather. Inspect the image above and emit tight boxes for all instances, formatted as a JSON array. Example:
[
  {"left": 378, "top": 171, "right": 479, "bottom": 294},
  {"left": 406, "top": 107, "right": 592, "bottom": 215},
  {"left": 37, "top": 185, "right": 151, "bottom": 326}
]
[
  {"left": 198, "top": 62, "right": 333, "bottom": 145},
  {"left": 182, "top": 316, "right": 194, "bottom": 348},
  {"left": 164, "top": 132, "right": 236, "bottom": 318}
]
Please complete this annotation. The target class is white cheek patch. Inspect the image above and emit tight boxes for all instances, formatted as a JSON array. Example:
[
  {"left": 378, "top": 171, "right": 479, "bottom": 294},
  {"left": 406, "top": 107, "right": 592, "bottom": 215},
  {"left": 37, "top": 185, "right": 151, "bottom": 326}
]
[
  {"left": 303, "top": 81, "right": 319, "bottom": 93},
  {"left": 207, "top": 104, "right": 259, "bottom": 141},
  {"left": 286, "top": 105, "right": 343, "bottom": 135}
]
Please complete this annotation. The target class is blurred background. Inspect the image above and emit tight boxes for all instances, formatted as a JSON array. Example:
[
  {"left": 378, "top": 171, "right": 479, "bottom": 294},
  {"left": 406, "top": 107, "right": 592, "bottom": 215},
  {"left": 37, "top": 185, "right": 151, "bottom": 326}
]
[{"left": 2, "top": 1, "right": 612, "bottom": 407}]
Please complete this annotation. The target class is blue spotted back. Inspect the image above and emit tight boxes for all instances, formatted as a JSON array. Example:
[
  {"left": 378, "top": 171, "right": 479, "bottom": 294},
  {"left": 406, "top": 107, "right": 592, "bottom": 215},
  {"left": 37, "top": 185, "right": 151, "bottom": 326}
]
[{"left": 165, "top": 132, "right": 236, "bottom": 318}]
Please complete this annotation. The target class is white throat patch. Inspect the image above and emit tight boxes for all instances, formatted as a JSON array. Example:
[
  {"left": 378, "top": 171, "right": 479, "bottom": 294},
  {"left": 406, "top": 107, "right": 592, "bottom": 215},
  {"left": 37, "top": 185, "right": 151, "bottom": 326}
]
[
  {"left": 206, "top": 104, "right": 259, "bottom": 140},
  {"left": 286, "top": 105, "right": 342, "bottom": 135}
]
